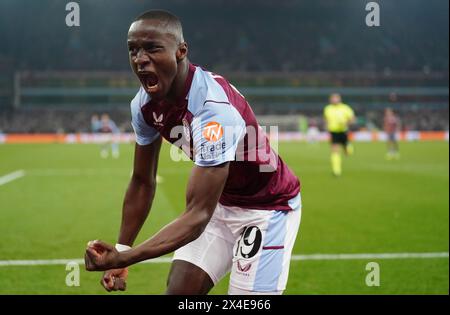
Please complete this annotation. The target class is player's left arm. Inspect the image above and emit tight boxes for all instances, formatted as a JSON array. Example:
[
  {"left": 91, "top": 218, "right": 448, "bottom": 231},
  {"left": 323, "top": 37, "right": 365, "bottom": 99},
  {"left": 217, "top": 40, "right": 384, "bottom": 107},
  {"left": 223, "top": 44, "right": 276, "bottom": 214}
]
[
  {"left": 323, "top": 106, "right": 332, "bottom": 131},
  {"left": 85, "top": 162, "right": 229, "bottom": 271},
  {"left": 347, "top": 106, "right": 356, "bottom": 125}
]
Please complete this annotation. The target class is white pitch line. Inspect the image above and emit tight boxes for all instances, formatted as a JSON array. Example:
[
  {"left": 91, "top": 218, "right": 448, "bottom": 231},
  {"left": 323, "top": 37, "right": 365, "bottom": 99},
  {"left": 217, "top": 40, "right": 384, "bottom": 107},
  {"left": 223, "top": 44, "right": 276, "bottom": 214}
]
[
  {"left": 0, "top": 257, "right": 172, "bottom": 267},
  {"left": 0, "top": 170, "right": 25, "bottom": 186},
  {"left": 291, "top": 252, "right": 449, "bottom": 261},
  {"left": 26, "top": 169, "right": 130, "bottom": 176},
  {"left": 0, "top": 252, "right": 447, "bottom": 267}
]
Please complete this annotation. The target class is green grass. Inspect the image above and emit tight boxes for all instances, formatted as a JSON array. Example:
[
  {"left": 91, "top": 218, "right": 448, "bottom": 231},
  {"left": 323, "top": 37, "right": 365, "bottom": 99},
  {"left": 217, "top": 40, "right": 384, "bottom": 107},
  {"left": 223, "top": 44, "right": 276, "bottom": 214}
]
[{"left": 0, "top": 141, "right": 448, "bottom": 294}]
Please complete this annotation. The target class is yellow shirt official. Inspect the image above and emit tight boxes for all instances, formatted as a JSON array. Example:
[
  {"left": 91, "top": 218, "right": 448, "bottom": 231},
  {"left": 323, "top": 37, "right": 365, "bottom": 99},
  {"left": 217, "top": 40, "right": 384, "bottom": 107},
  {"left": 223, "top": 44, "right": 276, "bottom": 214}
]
[{"left": 324, "top": 103, "right": 355, "bottom": 133}]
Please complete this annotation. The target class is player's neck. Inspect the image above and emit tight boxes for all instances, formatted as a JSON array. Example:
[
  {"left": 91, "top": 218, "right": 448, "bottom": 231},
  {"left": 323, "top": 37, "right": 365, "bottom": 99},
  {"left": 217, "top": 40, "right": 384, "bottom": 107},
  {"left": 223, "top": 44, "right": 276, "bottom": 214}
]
[{"left": 165, "top": 59, "right": 189, "bottom": 104}]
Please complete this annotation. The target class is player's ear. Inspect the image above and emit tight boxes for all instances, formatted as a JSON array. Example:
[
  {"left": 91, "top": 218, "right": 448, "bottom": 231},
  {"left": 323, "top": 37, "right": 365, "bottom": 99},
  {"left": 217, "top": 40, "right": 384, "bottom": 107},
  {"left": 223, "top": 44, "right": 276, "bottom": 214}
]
[{"left": 176, "top": 42, "right": 188, "bottom": 62}]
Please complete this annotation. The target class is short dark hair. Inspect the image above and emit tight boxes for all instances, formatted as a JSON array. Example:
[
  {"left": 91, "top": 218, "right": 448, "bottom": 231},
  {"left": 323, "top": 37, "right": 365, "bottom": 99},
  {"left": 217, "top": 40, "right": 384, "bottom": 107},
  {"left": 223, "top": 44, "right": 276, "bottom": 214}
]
[
  {"left": 135, "top": 9, "right": 180, "bottom": 23},
  {"left": 134, "top": 10, "right": 184, "bottom": 42}
]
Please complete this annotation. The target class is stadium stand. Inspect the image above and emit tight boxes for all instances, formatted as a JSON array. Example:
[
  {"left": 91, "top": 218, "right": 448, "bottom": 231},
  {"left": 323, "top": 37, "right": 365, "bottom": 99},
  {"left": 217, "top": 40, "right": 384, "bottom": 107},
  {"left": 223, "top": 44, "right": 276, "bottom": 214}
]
[{"left": 0, "top": 0, "right": 448, "bottom": 133}]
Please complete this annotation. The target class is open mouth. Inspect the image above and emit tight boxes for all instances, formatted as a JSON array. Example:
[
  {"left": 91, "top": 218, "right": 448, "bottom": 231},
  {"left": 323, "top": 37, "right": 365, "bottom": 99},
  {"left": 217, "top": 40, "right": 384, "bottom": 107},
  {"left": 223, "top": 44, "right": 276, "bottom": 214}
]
[{"left": 139, "top": 72, "right": 159, "bottom": 93}]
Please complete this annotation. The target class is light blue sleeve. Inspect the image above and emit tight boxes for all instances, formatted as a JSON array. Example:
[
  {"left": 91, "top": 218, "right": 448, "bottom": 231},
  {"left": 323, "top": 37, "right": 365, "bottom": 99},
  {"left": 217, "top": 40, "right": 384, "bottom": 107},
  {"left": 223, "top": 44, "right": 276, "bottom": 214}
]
[
  {"left": 130, "top": 90, "right": 160, "bottom": 146},
  {"left": 109, "top": 120, "right": 120, "bottom": 134},
  {"left": 91, "top": 121, "right": 101, "bottom": 132},
  {"left": 192, "top": 102, "right": 246, "bottom": 167}
]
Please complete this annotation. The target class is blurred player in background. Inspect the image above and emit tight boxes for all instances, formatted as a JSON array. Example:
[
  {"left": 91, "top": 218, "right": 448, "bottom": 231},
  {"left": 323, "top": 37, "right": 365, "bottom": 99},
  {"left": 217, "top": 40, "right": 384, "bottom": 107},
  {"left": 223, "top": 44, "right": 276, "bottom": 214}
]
[
  {"left": 91, "top": 114, "right": 101, "bottom": 132},
  {"left": 384, "top": 108, "right": 401, "bottom": 160},
  {"left": 91, "top": 113, "right": 120, "bottom": 158},
  {"left": 298, "top": 114, "right": 308, "bottom": 139},
  {"left": 323, "top": 93, "right": 355, "bottom": 176},
  {"left": 306, "top": 117, "right": 320, "bottom": 143}
]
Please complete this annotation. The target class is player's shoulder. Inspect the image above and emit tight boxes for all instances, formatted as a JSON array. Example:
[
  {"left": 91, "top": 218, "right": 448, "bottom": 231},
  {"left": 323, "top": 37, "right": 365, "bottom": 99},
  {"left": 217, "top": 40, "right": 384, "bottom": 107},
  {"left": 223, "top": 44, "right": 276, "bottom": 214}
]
[
  {"left": 188, "top": 65, "right": 230, "bottom": 116},
  {"left": 129, "top": 86, "right": 152, "bottom": 128},
  {"left": 130, "top": 86, "right": 150, "bottom": 111}
]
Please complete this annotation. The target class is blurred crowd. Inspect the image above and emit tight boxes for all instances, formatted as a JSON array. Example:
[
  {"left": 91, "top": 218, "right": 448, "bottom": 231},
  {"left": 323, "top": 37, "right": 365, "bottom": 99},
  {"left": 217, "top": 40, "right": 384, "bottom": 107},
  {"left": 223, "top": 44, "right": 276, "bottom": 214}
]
[
  {"left": 0, "top": 0, "right": 447, "bottom": 134},
  {"left": 0, "top": 0, "right": 448, "bottom": 73},
  {"left": 0, "top": 107, "right": 447, "bottom": 134},
  {"left": 0, "top": 109, "right": 129, "bottom": 134}
]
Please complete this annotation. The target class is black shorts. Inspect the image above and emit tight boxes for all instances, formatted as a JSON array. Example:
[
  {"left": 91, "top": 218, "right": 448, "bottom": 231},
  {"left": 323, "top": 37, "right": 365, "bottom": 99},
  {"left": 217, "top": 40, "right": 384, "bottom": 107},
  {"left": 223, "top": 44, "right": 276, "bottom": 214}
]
[{"left": 330, "top": 132, "right": 348, "bottom": 145}]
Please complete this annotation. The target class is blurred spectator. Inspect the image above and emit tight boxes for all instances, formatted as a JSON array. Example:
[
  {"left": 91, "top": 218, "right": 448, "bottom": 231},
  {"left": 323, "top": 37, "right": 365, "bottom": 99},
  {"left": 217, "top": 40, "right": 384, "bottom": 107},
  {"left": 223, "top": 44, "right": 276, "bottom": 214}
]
[{"left": 0, "top": 107, "right": 447, "bottom": 133}]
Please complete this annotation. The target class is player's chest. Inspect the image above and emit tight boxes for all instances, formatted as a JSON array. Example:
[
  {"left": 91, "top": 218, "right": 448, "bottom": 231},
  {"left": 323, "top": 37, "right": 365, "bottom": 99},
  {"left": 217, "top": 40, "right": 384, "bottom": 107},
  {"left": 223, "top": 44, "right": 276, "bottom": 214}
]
[
  {"left": 141, "top": 101, "right": 194, "bottom": 156},
  {"left": 331, "top": 109, "right": 346, "bottom": 121}
]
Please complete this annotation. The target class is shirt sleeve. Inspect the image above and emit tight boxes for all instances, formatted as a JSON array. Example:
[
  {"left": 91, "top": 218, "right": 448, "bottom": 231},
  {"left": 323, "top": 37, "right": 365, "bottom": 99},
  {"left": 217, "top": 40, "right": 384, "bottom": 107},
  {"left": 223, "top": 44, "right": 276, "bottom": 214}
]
[
  {"left": 192, "top": 101, "right": 246, "bottom": 167},
  {"left": 91, "top": 121, "right": 101, "bottom": 132},
  {"left": 346, "top": 105, "right": 355, "bottom": 120},
  {"left": 323, "top": 106, "right": 330, "bottom": 125},
  {"left": 130, "top": 92, "right": 160, "bottom": 146},
  {"left": 324, "top": 106, "right": 330, "bottom": 119},
  {"left": 109, "top": 121, "right": 120, "bottom": 134}
]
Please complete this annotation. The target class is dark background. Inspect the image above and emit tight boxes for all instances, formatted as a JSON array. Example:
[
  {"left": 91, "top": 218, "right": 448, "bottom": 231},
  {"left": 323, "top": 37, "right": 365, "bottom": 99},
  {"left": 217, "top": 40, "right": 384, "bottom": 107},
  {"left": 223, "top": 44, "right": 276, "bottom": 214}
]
[{"left": 0, "top": 0, "right": 448, "bottom": 133}]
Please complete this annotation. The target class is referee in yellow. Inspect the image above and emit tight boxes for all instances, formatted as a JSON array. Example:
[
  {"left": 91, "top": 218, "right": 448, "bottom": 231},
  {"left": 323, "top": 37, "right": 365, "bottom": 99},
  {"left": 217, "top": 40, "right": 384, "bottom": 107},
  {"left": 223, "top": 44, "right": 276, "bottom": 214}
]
[{"left": 323, "top": 93, "right": 355, "bottom": 176}]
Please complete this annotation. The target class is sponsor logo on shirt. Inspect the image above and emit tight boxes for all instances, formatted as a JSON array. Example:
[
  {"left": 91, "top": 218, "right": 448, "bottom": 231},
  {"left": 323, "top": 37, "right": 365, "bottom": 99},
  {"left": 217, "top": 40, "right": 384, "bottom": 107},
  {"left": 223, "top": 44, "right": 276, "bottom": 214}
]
[
  {"left": 202, "top": 121, "right": 223, "bottom": 142},
  {"left": 237, "top": 261, "right": 252, "bottom": 273},
  {"left": 200, "top": 140, "right": 226, "bottom": 161},
  {"left": 153, "top": 112, "right": 164, "bottom": 127}
]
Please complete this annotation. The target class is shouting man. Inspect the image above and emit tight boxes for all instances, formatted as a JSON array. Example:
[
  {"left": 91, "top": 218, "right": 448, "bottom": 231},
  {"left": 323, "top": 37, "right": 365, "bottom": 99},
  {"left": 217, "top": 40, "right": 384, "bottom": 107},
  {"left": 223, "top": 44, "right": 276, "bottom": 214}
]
[{"left": 85, "top": 10, "right": 302, "bottom": 295}]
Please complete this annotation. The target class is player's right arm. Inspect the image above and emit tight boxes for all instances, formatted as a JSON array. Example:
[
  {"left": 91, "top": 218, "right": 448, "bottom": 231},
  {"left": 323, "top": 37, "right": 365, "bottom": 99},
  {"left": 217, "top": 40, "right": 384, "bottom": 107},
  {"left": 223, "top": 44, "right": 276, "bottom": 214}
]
[
  {"left": 118, "top": 139, "right": 162, "bottom": 246},
  {"left": 100, "top": 139, "right": 161, "bottom": 292},
  {"left": 100, "top": 89, "right": 161, "bottom": 292},
  {"left": 323, "top": 106, "right": 330, "bottom": 131},
  {"left": 347, "top": 105, "right": 356, "bottom": 125},
  {"left": 119, "top": 88, "right": 162, "bottom": 245}
]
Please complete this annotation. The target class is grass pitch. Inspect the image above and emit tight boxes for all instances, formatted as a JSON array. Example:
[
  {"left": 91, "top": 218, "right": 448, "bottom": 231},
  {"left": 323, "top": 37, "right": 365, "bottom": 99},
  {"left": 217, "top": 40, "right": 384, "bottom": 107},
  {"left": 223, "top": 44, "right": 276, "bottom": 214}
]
[{"left": 0, "top": 141, "right": 448, "bottom": 294}]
